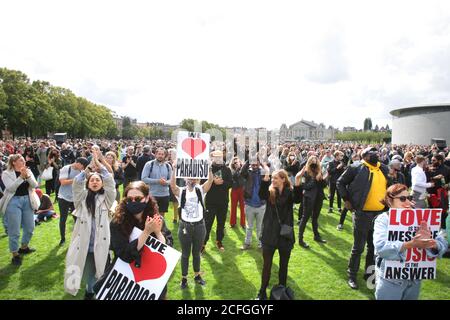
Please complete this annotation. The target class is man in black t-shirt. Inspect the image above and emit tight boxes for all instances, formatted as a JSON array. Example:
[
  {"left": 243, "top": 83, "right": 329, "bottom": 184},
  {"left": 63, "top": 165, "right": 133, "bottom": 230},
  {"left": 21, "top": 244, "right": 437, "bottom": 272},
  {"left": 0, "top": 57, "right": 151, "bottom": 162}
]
[{"left": 122, "top": 146, "right": 138, "bottom": 188}]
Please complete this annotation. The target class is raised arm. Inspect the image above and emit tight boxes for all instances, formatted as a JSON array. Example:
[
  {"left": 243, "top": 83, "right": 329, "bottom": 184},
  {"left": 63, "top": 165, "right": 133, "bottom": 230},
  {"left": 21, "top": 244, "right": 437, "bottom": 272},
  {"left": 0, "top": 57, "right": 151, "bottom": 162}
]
[
  {"left": 170, "top": 161, "right": 180, "bottom": 198},
  {"left": 100, "top": 166, "right": 116, "bottom": 208},
  {"left": 202, "top": 166, "right": 214, "bottom": 193},
  {"left": 72, "top": 170, "right": 88, "bottom": 209},
  {"left": 258, "top": 163, "right": 271, "bottom": 201}
]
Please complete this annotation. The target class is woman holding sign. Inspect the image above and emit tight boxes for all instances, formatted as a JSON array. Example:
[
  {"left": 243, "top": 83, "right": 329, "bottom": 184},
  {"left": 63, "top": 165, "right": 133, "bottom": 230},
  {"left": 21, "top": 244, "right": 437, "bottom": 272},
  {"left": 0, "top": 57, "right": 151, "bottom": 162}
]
[
  {"left": 373, "top": 184, "right": 448, "bottom": 300},
  {"left": 110, "top": 181, "right": 173, "bottom": 299},
  {"left": 170, "top": 160, "right": 214, "bottom": 289}
]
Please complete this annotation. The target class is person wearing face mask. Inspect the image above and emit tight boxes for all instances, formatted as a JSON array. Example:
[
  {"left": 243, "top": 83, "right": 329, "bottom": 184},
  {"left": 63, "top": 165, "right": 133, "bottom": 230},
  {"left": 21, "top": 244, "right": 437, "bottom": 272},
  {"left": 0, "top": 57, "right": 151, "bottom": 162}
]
[
  {"left": 411, "top": 155, "right": 435, "bottom": 208},
  {"left": 255, "top": 165, "right": 302, "bottom": 300},
  {"left": 229, "top": 156, "right": 246, "bottom": 228},
  {"left": 110, "top": 181, "right": 173, "bottom": 299},
  {"left": 170, "top": 162, "right": 213, "bottom": 289},
  {"left": 64, "top": 151, "right": 116, "bottom": 299},
  {"left": 373, "top": 184, "right": 448, "bottom": 300},
  {"left": 240, "top": 159, "right": 266, "bottom": 250},
  {"left": 337, "top": 146, "right": 390, "bottom": 290},
  {"left": 388, "top": 159, "right": 406, "bottom": 185},
  {"left": 283, "top": 152, "right": 300, "bottom": 185},
  {"left": 426, "top": 154, "right": 450, "bottom": 230},
  {"left": 298, "top": 156, "right": 328, "bottom": 248},
  {"left": 201, "top": 150, "right": 232, "bottom": 253}
]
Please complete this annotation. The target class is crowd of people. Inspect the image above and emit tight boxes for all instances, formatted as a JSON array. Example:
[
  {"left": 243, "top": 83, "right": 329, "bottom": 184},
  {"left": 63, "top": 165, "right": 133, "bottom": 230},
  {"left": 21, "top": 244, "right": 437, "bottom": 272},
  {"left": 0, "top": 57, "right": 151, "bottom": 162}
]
[{"left": 0, "top": 136, "right": 449, "bottom": 300}]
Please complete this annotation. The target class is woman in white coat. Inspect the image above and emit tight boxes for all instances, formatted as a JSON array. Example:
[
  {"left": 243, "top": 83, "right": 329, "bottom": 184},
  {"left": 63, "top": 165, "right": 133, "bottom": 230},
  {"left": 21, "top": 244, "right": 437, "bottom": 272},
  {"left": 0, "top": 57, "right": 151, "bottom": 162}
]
[
  {"left": 0, "top": 154, "right": 40, "bottom": 266},
  {"left": 64, "top": 150, "right": 116, "bottom": 299}
]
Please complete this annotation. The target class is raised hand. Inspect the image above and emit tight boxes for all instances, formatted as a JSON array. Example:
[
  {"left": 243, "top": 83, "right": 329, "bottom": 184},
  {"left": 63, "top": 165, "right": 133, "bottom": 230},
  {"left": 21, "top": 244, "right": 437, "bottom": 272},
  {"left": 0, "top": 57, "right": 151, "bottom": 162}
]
[
  {"left": 144, "top": 216, "right": 157, "bottom": 235},
  {"left": 416, "top": 221, "right": 432, "bottom": 239}
]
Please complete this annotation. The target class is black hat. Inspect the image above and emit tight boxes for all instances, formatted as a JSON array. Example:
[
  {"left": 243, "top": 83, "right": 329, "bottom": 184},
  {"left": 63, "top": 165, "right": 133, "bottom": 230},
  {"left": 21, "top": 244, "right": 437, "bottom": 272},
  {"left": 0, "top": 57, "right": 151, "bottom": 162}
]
[
  {"left": 75, "top": 157, "right": 89, "bottom": 169},
  {"left": 361, "top": 147, "right": 378, "bottom": 158}
]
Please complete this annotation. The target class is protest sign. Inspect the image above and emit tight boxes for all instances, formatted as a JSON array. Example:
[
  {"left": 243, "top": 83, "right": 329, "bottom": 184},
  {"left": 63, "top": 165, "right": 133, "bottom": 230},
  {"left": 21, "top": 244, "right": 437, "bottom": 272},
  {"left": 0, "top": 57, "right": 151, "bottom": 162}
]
[
  {"left": 384, "top": 208, "right": 442, "bottom": 280},
  {"left": 96, "top": 228, "right": 181, "bottom": 300},
  {"left": 175, "top": 131, "right": 210, "bottom": 179}
]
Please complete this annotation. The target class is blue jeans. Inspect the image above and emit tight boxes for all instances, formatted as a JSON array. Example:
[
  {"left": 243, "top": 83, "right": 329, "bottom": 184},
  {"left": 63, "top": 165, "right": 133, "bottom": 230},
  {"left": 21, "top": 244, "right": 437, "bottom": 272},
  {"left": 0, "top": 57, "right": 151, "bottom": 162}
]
[
  {"left": 36, "top": 210, "right": 55, "bottom": 221},
  {"left": 375, "top": 274, "right": 421, "bottom": 300},
  {"left": 83, "top": 253, "right": 97, "bottom": 294},
  {"left": 5, "top": 195, "right": 35, "bottom": 253}
]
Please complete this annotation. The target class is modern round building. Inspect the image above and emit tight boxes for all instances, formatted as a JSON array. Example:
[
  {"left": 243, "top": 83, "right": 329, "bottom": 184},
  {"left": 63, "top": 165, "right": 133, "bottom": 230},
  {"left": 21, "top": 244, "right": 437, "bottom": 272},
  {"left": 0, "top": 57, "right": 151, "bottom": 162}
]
[{"left": 390, "top": 104, "right": 450, "bottom": 145}]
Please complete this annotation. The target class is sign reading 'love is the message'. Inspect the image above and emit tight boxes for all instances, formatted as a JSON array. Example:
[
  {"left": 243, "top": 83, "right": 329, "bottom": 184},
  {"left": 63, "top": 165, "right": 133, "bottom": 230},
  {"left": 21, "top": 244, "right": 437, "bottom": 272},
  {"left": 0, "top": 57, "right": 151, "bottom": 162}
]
[
  {"left": 96, "top": 228, "right": 181, "bottom": 300},
  {"left": 384, "top": 208, "right": 442, "bottom": 280},
  {"left": 176, "top": 131, "right": 210, "bottom": 179}
]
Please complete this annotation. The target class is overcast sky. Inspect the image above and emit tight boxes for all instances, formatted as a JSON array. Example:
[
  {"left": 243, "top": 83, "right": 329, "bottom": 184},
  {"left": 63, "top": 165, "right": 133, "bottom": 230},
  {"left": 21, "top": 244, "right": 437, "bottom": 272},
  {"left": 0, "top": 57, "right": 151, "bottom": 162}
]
[{"left": 2, "top": 0, "right": 450, "bottom": 130}]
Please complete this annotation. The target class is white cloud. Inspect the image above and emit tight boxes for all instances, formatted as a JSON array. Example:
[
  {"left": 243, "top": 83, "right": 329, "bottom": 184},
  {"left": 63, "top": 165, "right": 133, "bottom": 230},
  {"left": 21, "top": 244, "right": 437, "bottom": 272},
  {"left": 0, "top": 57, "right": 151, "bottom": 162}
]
[{"left": 1, "top": 0, "right": 450, "bottom": 131}]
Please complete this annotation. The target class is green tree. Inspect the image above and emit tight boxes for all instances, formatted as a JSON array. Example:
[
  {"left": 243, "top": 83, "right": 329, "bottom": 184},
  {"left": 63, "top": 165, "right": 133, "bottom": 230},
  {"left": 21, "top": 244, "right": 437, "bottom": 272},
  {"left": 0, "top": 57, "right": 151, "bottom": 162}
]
[
  {"left": 363, "top": 118, "right": 372, "bottom": 131},
  {"left": 0, "top": 84, "right": 7, "bottom": 133},
  {"left": 0, "top": 68, "right": 34, "bottom": 137},
  {"left": 122, "top": 117, "right": 139, "bottom": 139}
]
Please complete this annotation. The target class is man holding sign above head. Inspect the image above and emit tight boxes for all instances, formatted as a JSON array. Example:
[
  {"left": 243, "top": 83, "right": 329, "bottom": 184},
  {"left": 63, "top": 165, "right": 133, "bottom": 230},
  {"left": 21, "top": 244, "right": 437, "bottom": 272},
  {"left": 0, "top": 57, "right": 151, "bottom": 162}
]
[
  {"left": 373, "top": 184, "right": 448, "bottom": 300},
  {"left": 203, "top": 150, "right": 232, "bottom": 253}
]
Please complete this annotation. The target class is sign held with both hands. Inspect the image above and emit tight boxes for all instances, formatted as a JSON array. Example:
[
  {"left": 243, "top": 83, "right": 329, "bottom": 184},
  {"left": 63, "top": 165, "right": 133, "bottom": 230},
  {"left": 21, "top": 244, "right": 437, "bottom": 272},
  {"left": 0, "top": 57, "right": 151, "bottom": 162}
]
[{"left": 175, "top": 131, "right": 210, "bottom": 179}]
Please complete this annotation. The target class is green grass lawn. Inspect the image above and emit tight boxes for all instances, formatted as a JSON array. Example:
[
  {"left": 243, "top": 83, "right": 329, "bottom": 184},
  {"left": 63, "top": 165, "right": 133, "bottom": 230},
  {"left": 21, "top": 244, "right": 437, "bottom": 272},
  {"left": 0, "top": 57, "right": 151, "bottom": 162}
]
[{"left": 0, "top": 186, "right": 449, "bottom": 300}]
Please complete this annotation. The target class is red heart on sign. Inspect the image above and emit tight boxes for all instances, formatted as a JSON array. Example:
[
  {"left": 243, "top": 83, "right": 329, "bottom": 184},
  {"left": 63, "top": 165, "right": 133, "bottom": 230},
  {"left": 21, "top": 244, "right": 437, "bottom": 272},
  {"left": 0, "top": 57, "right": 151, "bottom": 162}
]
[
  {"left": 181, "top": 138, "right": 207, "bottom": 159},
  {"left": 129, "top": 246, "right": 167, "bottom": 282}
]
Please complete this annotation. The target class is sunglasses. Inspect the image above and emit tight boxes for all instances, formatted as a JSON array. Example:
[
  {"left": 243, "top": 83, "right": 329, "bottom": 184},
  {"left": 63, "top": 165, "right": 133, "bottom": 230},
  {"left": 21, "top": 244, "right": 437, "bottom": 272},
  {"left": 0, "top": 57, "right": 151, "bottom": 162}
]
[
  {"left": 126, "top": 196, "right": 145, "bottom": 203},
  {"left": 392, "top": 195, "right": 414, "bottom": 202}
]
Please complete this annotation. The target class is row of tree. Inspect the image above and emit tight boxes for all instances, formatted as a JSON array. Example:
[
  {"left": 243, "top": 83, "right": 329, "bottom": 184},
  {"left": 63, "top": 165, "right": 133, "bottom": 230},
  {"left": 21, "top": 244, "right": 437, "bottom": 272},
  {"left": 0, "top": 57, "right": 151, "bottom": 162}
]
[
  {"left": 336, "top": 131, "right": 391, "bottom": 143},
  {"left": 121, "top": 117, "right": 166, "bottom": 140},
  {"left": 0, "top": 68, "right": 118, "bottom": 139},
  {"left": 363, "top": 117, "right": 390, "bottom": 132}
]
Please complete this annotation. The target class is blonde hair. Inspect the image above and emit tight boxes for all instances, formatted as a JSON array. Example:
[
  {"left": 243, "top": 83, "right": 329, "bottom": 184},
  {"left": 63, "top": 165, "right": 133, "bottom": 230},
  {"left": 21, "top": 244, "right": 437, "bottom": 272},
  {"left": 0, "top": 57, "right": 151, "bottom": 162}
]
[
  {"left": 105, "top": 151, "right": 119, "bottom": 171},
  {"left": 305, "top": 156, "right": 322, "bottom": 180},
  {"left": 404, "top": 152, "right": 413, "bottom": 162},
  {"left": 7, "top": 154, "right": 23, "bottom": 171},
  {"left": 229, "top": 156, "right": 241, "bottom": 171},
  {"left": 268, "top": 169, "right": 292, "bottom": 205}
]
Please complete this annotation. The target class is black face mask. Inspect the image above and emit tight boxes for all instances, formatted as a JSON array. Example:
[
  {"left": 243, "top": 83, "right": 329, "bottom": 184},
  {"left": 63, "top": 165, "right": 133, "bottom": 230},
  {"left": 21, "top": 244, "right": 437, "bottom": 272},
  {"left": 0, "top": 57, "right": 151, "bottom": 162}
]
[
  {"left": 126, "top": 201, "right": 147, "bottom": 215},
  {"left": 367, "top": 153, "right": 379, "bottom": 165}
]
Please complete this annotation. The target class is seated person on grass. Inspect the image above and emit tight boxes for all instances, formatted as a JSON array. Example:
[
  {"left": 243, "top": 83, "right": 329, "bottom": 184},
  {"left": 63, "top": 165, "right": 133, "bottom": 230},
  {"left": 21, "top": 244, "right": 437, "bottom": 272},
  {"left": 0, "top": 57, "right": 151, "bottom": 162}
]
[{"left": 34, "top": 188, "right": 56, "bottom": 223}]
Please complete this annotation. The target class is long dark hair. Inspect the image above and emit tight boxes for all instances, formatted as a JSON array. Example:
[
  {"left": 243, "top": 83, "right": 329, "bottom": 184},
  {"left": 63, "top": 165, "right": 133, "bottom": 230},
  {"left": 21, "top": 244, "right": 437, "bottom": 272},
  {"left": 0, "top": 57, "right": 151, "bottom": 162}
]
[
  {"left": 112, "top": 181, "right": 159, "bottom": 237},
  {"left": 85, "top": 173, "right": 105, "bottom": 216}
]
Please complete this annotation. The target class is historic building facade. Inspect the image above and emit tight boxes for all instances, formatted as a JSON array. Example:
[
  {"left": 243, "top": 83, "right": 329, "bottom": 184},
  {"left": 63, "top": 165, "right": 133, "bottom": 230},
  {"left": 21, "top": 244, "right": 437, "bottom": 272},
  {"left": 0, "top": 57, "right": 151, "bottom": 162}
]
[{"left": 279, "top": 119, "right": 337, "bottom": 142}]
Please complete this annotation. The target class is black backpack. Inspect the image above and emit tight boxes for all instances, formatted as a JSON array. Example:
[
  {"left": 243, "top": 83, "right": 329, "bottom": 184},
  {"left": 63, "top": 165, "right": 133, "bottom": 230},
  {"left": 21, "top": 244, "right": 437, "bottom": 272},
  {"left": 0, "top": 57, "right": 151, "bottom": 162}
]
[
  {"left": 270, "top": 285, "right": 295, "bottom": 300},
  {"left": 178, "top": 187, "right": 205, "bottom": 220},
  {"left": 148, "top": 161, "right": 171, "bottom": 181}
]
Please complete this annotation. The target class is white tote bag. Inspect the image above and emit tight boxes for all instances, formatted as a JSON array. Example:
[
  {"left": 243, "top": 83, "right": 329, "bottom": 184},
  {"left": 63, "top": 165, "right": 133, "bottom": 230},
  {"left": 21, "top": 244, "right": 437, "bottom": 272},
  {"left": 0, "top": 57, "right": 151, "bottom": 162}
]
[{"left": 41, "top": 166, "right": 54, "bottom": 181}]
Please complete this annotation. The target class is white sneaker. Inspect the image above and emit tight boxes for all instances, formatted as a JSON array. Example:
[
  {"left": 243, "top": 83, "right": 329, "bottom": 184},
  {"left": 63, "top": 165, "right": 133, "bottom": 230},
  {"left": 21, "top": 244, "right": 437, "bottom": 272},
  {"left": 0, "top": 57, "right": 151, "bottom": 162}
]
[{"left": 337, "top": 224, "right": 343, "bottom": 231}]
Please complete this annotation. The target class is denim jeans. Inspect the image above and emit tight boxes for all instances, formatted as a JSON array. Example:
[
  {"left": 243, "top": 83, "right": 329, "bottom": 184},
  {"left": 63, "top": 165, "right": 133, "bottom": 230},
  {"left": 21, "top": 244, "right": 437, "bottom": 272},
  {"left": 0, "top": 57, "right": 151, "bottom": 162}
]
[
  {"left": 83, "top": 253, "right": 97, "bottom": 294},
  {"left": 36, "top": 210, "right": 55, "bottom": 221},
  {"left": 5, "top": 195, "right": 35, "bottom": 253},
  {"left": 178, "top": 220, "right": 206, "bottom": 277},
  {"left": 375, "top": 272, "right": 421, "bottom": 300},
  {"left": 244, "top": 204, "right": 265, "bottom": 246}
]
